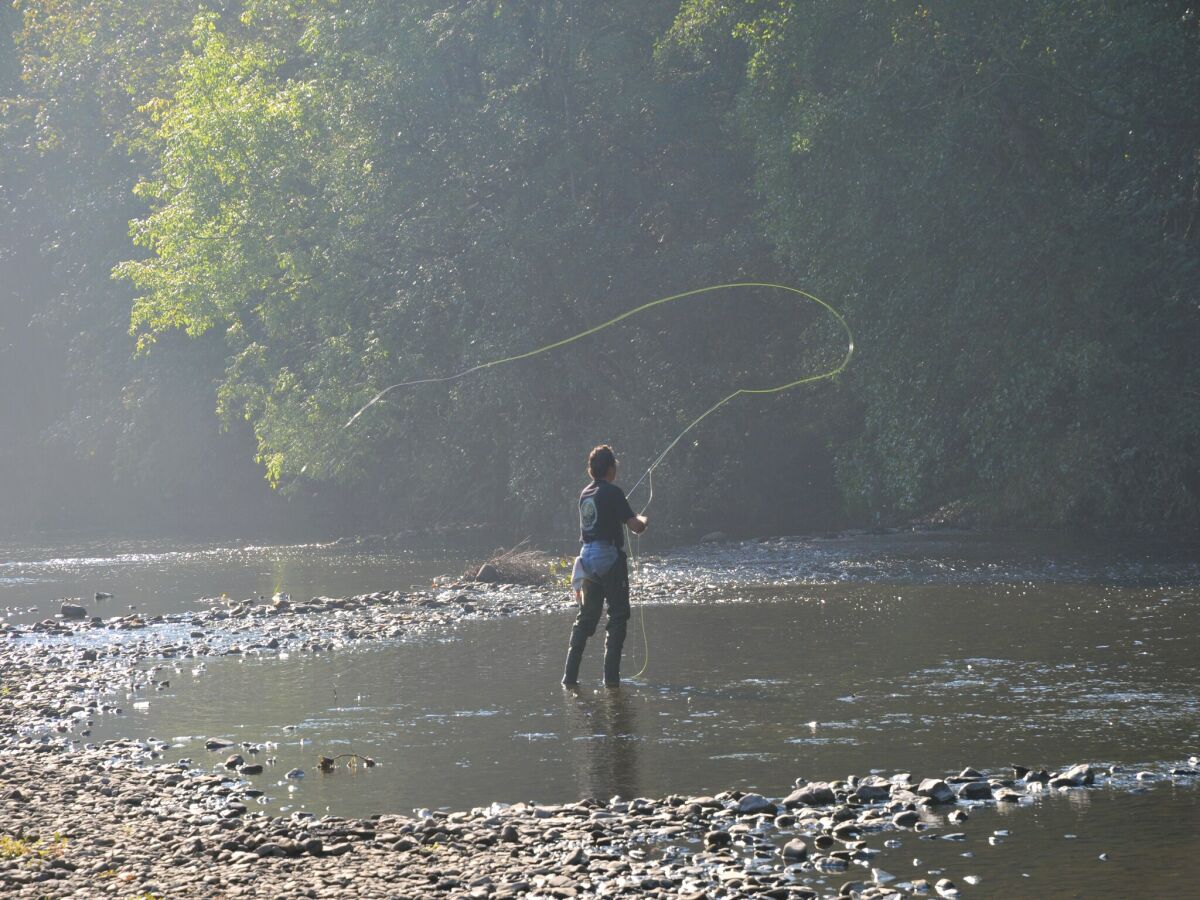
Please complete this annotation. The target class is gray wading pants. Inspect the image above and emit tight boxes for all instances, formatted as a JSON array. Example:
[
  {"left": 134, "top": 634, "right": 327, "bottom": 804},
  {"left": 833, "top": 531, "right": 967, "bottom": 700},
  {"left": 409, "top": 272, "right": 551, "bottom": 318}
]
[{"left": 563, "top": 552, "right": 630, "bottom": 685}]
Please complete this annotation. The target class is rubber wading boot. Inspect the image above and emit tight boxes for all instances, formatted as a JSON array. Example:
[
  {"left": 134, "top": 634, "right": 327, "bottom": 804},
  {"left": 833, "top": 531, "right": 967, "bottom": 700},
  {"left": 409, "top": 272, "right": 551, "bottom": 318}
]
[
  {"left": 562, "top": 644, "right": 584, "bottom": 686},
  {"left": 603, "top": 643, "right": 622, "bottom": 687}
]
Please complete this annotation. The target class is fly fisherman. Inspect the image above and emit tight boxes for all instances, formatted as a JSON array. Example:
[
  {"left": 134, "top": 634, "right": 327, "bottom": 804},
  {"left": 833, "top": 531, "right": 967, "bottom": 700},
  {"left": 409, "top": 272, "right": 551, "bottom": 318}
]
[{"left": 562, "top": 445, "right": 648, "bottom": 688}]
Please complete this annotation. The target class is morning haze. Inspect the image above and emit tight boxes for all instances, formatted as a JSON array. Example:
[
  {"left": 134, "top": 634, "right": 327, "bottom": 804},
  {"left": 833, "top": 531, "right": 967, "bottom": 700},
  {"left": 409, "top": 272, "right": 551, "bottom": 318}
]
[{"left": 1, "top": 3, "right": 1197, "bottom": 898}]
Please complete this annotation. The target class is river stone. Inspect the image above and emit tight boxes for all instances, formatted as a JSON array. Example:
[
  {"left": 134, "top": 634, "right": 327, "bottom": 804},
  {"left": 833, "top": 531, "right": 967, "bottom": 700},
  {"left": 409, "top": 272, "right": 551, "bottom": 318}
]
[
  {"left": 705, "top": 829, "right": 732, "bottom": 848},
  {"left": 917, "top": 779, "right": 956, "bottom": 804},
  {"left": 831, "top": 821, "right": 860, "bottom": 840},
  {"left": 891, "top": 809, "right": 920, "bottom": 828},
  {"left": 561, "top": 847, "right": 587, "bottom": 867},
  {"left": 475, "top": 563, "right": 501, "bottom": 583},
  {"left": 784, "top": 782, "right": 837, "bottom": 807},
  {"left": 782, "top": 838, "right": 808, "bottom": 861},
  {"left": 60, "top": 603, "right": 87, "bottom": 619},
  {"left": 955, "top": 781, "right": 992, "bottom": 800},
  {"left": 224, "top": 754, "right": 243, "bottom": 769},
  {"left": 205, "top": 738, "right": 235, "bottom": 751},
  {"left": 935, "top": 877, "right": 959, "bottom": 897},
  {"left": 238, "top": 763, "right": 263, "bottom": 775},
  {"left": 852, "top": 783, "right": 891, "bottom": 803},
  {"left": 734, "top": 793, "right": 775, "bottom": 815},
  {"left": 1061, "top": 763, "right": 1095, "bottom": 785}
]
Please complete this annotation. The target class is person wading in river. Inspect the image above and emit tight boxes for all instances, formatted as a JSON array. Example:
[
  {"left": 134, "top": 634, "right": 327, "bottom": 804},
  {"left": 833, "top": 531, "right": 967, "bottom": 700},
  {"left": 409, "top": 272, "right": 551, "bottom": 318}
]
[{"left": 562, "top": 445, "right": 648, "bottom": 688}]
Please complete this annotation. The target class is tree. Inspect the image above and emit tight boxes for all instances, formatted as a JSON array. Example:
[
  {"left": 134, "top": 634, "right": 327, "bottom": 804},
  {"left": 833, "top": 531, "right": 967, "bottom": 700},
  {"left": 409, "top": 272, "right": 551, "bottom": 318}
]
[{"left": 666, "top": 0, "right": 1200, "bottom": 523}]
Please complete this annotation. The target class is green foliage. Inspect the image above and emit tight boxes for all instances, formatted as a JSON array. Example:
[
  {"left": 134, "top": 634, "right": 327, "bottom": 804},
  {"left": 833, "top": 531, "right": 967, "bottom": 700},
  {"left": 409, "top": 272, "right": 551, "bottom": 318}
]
[
  {"left": 4, "top": 0, "right": 1196, "bottom": 534},
  {"left": 667, "top": 0, "right": 1200, "bottom": 524},
  {"left": 0, "top": 0, "right": 300, "bottom": 533},
  {"left": 114, "top": 0, "right": 766, "bottom": 531},
  {"left": 0, "top": 832, "right": 67, "bottom": 859}
]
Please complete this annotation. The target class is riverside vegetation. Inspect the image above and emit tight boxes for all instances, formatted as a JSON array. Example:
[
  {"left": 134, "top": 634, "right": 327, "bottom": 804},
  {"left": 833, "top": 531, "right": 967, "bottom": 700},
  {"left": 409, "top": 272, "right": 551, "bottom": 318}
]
[{"left": 2, "top": 1, "right": 1199, "bottom": 536}]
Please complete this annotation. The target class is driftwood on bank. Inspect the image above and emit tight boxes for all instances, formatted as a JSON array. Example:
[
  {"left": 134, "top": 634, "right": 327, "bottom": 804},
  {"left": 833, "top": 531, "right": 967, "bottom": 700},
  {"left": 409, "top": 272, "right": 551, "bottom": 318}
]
[{"left": 469, "top": 540, "right": 553, "bottom": 586}]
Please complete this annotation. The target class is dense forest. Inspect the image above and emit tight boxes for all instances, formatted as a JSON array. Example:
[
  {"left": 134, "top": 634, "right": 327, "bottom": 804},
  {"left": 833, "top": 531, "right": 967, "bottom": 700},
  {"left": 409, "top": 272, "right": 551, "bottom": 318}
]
[{"left": 2, "top": 1, "right": 1197, "bottom": 540}]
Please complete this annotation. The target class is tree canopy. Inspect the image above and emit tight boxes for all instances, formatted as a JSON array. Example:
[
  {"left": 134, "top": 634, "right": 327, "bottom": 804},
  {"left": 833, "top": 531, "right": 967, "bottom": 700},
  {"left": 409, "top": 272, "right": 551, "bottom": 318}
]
[{"left": 3, "top": 1, "right": 1197, "bottom": 536}]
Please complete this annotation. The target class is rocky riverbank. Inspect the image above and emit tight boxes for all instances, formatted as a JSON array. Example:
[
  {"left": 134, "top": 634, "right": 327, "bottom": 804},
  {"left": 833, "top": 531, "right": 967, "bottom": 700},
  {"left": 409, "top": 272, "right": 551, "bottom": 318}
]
[{"left": 3, "top": 597, "right": 1199, "bottom": 898}]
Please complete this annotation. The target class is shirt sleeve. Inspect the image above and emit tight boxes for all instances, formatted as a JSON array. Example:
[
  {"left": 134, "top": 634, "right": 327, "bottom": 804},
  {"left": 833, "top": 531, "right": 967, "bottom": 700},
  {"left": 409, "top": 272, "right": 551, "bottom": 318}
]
[{"left": 617, "top": 487, "right": 636, "bottom": 522}]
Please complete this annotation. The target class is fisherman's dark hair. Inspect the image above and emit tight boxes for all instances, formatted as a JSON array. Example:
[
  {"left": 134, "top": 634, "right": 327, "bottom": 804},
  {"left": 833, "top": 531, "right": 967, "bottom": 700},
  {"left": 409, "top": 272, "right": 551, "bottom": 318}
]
[{"left": 587, "top": 445, "right": 617, "bottom": 480}]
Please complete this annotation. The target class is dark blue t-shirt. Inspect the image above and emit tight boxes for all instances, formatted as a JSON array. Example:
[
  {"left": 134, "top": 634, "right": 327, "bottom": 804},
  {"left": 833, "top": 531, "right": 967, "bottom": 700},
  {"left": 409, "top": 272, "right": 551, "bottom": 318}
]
[{"left": 579, "top": 480, "right": 636, "bottom": 549}]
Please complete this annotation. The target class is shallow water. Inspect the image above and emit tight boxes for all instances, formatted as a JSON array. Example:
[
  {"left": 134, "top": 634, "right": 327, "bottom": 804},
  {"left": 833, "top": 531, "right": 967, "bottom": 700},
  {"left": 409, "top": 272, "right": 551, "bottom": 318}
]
[
  {"left": 81, "top": 581, "right": 1199, "bottom": 811},
  {"left": 5, "top": 531, "right": 1200, "bottom": 896},
  {"left": 851, "top": 780, "right": 1200, "bottom": 898},
  {"left": 0, "top": 540, "right": 460, "bottom": 625}
]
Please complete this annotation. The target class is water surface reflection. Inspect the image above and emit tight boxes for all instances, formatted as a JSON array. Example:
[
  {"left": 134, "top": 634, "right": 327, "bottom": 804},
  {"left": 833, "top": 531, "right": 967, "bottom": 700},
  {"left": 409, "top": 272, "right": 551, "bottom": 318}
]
[
  {"left": 85, "top": 581, "right": 1199, "bottom": 817},
  {"left": 561, "top": 687, "right": 641, "bottom": 801}
]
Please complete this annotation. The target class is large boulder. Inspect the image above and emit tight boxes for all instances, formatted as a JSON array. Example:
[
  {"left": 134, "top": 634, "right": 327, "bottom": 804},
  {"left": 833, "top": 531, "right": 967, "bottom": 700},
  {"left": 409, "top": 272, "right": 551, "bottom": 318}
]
[
  {"left": 60, "top": 602, "right": 87, "bottom": 619},
  {"left": 851, "top": 782, "right": 891, "bottom": 803},
  {"left": 733, "top": 793, "right": 776, "bottom": 815},
  {"left": 782, "top": 838, "right": 808, "bottom": 861},
  {"left": 1059, "top": 763, "right": 1095, "bottom": 786},
  {"left": 475, "top": 563, "right": 501, "bottom": 583},
  {"left": 783, "top": 782, "right": 837, "bottom": 807},
  {"left": 916, "top": 778, "right": 956, "bottom": 804},
  {"left": 955, "top": 781, "right": 993, "bottom": 801}
]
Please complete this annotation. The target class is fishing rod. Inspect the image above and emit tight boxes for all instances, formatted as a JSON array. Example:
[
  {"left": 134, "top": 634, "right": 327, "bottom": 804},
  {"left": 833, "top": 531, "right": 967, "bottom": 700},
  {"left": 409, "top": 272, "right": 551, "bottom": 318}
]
[{"left": 342, "top": 281, "right": 856, "bottom": 680}]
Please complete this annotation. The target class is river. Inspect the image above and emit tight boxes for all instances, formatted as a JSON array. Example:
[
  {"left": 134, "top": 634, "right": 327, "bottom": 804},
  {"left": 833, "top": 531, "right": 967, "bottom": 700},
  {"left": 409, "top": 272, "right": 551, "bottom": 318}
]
[{"left": 2, "top": 529, "right": 1197, "bottom": 897}]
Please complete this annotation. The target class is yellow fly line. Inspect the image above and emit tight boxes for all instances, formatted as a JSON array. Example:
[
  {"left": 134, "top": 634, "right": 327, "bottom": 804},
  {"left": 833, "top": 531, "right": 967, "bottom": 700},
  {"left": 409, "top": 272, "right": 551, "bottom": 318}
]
[
  {"left": 344, "top": 282, "right": 854, "bottom": 444},
  {"left": 344, "top": 281, "right": 856, "bottom": 682}
]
